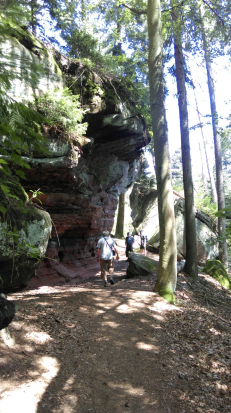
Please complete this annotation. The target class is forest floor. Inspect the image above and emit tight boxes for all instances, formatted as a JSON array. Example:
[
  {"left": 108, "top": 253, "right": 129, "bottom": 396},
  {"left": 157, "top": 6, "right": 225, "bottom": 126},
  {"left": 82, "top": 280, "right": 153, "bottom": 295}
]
[{"left": 0, "top": 242, "right": 231, "bottom": 413}]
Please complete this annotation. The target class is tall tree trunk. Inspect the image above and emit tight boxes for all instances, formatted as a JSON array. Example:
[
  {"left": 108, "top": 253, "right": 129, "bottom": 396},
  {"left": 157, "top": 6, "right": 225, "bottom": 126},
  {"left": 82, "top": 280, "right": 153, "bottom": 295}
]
[
  {"left": 193, "top": 85, "right": 217, "bottom": 203},
  {"left": 115, "top": 194, "right": 125, "bottom": 238},
  {"left": 198, "top": 139, "right": 207, "bottom": 191},
  {"left": 201, "top": 6, "right": 228, "bottom": 266},
  {"left": 147, "top": 0, "right": 177, "bottom": 301},
  {"left": 81, "top": 0, "right": 86, "bottom": 22},
  {"left": 172, "top": 3, "right": 198, "bottom": 278}
]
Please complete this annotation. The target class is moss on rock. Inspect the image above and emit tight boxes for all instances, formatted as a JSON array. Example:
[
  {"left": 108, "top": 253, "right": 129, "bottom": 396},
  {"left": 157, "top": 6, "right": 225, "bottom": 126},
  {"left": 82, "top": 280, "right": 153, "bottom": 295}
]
[
  {"left": 140, "top": 257, "right": 156, "bottom": 272},
  {"left": 203, "top": 259, "right": 231, "bottom": 290}
]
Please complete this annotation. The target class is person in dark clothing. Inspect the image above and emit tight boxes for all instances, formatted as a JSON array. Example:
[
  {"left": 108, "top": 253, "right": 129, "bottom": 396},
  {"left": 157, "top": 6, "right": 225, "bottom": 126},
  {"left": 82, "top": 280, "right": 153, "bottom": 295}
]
[{"left": 125, "top": 232, "right": 134, "bottom": 258}]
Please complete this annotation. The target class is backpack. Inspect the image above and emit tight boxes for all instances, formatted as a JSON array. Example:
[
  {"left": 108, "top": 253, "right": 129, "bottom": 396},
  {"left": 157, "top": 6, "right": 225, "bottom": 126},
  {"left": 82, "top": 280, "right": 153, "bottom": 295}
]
[{"left": 127, "top": 236, "right": 133, "bottom": 246}]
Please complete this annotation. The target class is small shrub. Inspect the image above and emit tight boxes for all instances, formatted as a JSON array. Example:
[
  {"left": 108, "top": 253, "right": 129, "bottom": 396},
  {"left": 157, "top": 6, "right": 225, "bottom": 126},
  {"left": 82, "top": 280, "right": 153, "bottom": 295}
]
[{"left": 34, "top": 88, "right": 88, "bottom": 139}]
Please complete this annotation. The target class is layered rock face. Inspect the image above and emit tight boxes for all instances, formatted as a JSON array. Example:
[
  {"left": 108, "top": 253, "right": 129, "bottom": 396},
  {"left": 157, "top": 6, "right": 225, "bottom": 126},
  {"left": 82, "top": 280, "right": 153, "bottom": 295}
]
[
  {"left": 24, "top": 113, "right": 147, "bottom": 281},
  {"left": 0, "top": 26, "right": 148, "bottom": 285},
  {"left": 130, "top": 185, "right": 218, "bottom": 266}
]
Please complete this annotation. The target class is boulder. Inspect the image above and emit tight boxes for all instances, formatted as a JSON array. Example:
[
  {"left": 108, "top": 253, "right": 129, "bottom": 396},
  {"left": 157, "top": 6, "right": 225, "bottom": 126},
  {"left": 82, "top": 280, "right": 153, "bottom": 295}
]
[
  {"left": 0, "top": 201, "right": 51, "bottom": 293},
  {"left": 175, "top": 199, "right": 218, "bottom": 265},
  {"left": 203, "top": 259, "right": 231, "bottom": 290},
  {"left": 130, "top": 187, "right": 218, "bottom": 266},
  {"left": 126, "top": 252, "right": 157, "bottom": 278},
  {"left": 0, "top": 294, "right": 17, "bottom": 330}
]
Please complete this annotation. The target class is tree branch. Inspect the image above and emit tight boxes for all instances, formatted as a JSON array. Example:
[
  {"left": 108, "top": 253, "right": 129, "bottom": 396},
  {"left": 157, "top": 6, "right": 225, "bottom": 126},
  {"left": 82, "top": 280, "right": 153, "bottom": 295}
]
[
  {"left": 202, "top": 0, "right": 225, "bottom": 25},
  {"left": 162, "top": 0, "right": 187, "bottom": 14},
  {"left": 122, "top": 3, "right": 147, "bottom": 15}
]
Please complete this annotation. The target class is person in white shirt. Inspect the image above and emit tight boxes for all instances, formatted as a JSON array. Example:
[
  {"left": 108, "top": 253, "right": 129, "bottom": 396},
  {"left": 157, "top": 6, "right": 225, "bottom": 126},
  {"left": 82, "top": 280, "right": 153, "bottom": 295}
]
[{"left": 96, "top": 230, "right": 120, "bottom": 287}]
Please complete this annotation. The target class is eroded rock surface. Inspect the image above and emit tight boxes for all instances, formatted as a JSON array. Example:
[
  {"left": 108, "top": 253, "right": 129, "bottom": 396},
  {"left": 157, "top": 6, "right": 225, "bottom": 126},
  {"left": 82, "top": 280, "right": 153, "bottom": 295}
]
[
  {"left": 130, "top": 185, "right": 218, "bottom": 266},
  {"left": 0, "top": 26, "right": 149, "bottom": 284},
  {"left": 24, "top": 111, "right": 147, "bottom": 281},
  {"left": 0, "top": 203, "right": 51, "bottom": 292}
]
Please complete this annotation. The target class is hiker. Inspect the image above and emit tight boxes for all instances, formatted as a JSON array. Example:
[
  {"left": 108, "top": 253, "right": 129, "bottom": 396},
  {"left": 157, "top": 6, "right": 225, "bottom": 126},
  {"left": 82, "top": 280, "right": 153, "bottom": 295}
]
[
  {"left": 139, "top": 229, "right": 147, "bottom": 256},
  {"left": 125, "top": 232, "right": 134, "bottom": 259},
  {"left": 96, "top": 230, "right": 120, "bottom": 287}
]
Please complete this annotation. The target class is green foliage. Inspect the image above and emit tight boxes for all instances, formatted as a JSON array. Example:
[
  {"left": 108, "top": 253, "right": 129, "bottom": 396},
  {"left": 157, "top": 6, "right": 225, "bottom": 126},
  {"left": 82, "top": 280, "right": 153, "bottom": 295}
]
[
  {"left": 0, "top": 91, "right": 48, "bottom": 204},
  {"left": 194, "top": 188, "right": 217, "bottom": 217},
  {"left": 0, "top": 15, "right": 53, "bottom": 271},
  {"left": 215, "top": 207, "right": 231, "bottom": 242},
  {"left": 135, "top": 172, "right": 156, "bottom": 197},
  {"left": 32, "top": 87, "right": 88, "bottom": 139},
  {"left": 29, "top": 188, "right": 43, "bottom": 204},
  {"left": 61, "top": 26, "right": 99, "bottom": 60},
  {"left": 203, "top": 259, "right": 231, "bottom": 290},
  {"left": 171, "top": 149, "right": 183, "bottom": 192}
]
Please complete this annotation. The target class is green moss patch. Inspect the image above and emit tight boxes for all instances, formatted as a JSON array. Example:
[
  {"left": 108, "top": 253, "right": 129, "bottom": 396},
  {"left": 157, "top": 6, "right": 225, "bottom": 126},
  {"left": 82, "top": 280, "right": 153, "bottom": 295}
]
[
  {"left": 140, "top": 257, "right": 156, "bottom": 272},
  {"left": 203, "top": 259, "right": 231, "bottom": 290},
  {"left": 0, "top": 15, "right": 46, "bottom": 53},
  {"left": 0, "top": 15, "right": 63, "bottom": 76},
  {"left": 159, "top": 286, "right": 175, "bottom": 304}
]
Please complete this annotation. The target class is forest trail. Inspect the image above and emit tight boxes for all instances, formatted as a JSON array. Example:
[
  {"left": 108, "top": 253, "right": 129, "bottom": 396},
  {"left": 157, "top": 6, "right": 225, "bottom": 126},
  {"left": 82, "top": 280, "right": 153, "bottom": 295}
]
[{"left": 0, "top": 244, "right": 231, "bottom": 413}]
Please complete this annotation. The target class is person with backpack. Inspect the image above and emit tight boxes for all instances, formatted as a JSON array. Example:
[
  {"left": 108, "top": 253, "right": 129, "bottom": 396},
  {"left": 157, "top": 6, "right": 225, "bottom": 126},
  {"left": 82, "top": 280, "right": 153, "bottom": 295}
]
[
  {"left": 96, "top": 230, "right": 120, "bottom": 287},
  {"left": 139, "top": 229, "right": 147, "bottom": 256},
  {"left": 125, "top": 232, "right": 134, "bottom": 260}
]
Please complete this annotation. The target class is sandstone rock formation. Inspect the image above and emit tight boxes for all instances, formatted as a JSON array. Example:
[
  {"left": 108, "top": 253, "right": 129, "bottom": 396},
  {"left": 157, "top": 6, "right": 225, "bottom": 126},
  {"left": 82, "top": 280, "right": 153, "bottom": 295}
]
[
  {"left": 130, "top": 185, "right": 218, "bottom": 266},
  {"left": 0, "top": 25, "right": 149, "bottom": 285},
  {"left": 25, "top": 110, "right": 147, "bottom": 282}
]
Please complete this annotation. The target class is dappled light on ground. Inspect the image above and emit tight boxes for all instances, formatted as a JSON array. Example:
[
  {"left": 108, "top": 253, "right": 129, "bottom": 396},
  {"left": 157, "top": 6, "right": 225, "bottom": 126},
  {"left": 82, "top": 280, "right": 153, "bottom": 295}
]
[
  {"left": 0, "top": 356, "right": 59, "bottom": 413},
  {"left": 0, "top": 248, "right": 230, "bottom": 412}
]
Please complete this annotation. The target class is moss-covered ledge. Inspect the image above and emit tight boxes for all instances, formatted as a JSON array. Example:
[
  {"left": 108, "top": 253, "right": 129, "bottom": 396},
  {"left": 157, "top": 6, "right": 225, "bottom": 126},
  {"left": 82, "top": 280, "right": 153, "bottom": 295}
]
[{"left": 203, "top": 259, "right": 231, "bottom": 290}]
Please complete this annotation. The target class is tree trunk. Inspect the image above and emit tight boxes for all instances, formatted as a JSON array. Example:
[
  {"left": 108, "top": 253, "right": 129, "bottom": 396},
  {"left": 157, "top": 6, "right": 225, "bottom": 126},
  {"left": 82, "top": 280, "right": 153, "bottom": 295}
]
[
  {"left": 81, "top": 0, "right": 86, "bottom": 21},
  {"left": 115, "top": 194, "right": 125, "bottom": 238},
  {"left": 201, "top": 6, "right": 228, "bottom": 266},
  {"left": 198, "top": 139, "right": 207, "bottom": 191},
  {"left": 172, "top": 3, "right": 198, "bottom": 278},
  {"left": 147, "top": 0, "right": 177, "bottom": 301},
  {"left": 193, "top": 85, "right": 217, "bottom": 203}
]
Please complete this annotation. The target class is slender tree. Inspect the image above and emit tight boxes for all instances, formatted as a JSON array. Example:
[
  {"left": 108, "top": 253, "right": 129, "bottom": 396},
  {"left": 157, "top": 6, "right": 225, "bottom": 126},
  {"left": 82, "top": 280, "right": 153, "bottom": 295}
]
[
  {"left": 192, "top": 81, "right": 217, "bottom": 203},
  {"left": 148, "top": 0, "right": 177, "bottom": 300},
  {"left": 171, "top": 1, "right": 198, "bottom": 278},
  {"left": 115, "top": 194, "right": 125, "bottom": 238},
  {"left": 200, "top": 4, "right": 228, "bottom": 266}
]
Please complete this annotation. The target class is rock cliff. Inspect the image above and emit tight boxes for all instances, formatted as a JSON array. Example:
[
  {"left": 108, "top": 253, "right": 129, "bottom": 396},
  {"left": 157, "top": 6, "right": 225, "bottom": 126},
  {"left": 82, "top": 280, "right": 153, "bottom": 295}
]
[{"left": 0, "top": 24, "right": 149, "bottom": 286}]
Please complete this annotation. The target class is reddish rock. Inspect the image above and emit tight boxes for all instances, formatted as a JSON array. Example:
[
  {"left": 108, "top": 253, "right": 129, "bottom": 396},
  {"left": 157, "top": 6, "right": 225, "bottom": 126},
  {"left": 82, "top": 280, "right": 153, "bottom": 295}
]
[{"left": 23, "top": 108, "right": 148, "bottom": 283}]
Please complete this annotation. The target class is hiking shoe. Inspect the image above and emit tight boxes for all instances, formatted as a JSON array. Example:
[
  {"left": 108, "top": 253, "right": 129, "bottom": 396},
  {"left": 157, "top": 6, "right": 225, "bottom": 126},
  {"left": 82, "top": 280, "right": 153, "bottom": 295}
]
[
  {"left": 110, "top": 278, "right": 114, "bottom": 285},
  {"left": 104, "top": 281, "right": 108, "bottom": 287}
]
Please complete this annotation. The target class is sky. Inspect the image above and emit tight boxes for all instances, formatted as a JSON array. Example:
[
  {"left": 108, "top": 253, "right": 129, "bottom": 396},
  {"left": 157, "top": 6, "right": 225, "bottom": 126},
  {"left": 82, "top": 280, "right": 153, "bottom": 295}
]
[
  {"left": 165, "top": 54, "right": 231, "bottom": 172},
  {"left": 145, "top": 53, "right": 231, "bottom": 178}
]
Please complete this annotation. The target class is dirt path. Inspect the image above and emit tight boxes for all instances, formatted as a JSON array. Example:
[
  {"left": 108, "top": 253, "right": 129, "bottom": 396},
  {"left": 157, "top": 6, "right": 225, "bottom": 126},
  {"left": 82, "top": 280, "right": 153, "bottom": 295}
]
[{"left": 0, "top": 245, "right": 231, "bottom": 413}]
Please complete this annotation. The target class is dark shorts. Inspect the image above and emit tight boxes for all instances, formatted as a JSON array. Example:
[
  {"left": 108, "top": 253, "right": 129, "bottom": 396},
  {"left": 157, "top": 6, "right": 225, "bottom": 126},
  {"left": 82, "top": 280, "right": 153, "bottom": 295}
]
[{"left": 126, "top": 244, "right": 133, "bottom": 257}]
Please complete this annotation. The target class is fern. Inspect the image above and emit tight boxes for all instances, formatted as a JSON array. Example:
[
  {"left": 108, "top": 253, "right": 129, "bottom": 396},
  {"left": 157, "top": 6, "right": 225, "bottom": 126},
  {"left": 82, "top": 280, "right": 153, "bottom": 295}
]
[{"left": 31, "top": 88, "right": 88, "bottom": 140}]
